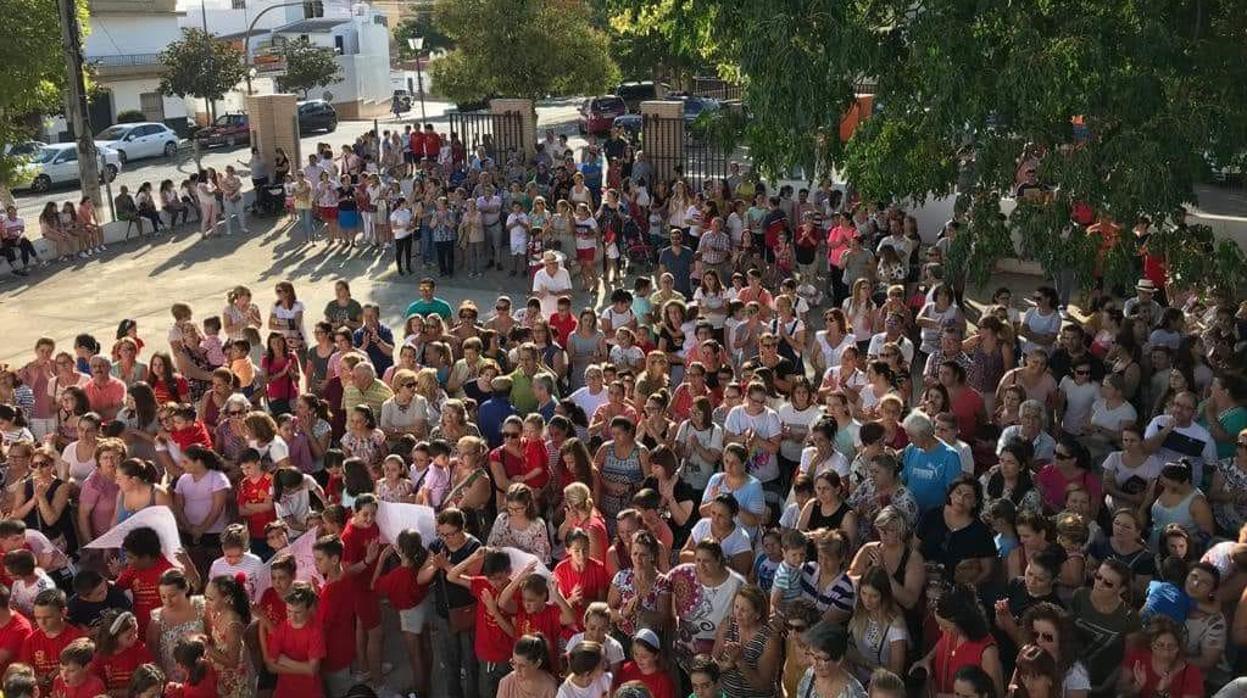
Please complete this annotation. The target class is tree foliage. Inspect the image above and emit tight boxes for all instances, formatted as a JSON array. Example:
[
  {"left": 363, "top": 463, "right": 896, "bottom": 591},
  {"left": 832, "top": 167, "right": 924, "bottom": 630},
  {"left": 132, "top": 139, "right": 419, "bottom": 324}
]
[
  {"left": 594, "top": 0, "right": 705, "bottom": 84},
  {"left": 636, "top": 0, "right": 1247, "bottom": 295},
  {"left": 158, "top": 28, "right": 247, "bottom": 103},
  {"left": 0, "top": 0, "right": 84, "bottom": 187},
  {"left": 428, "top": 0, "right": 620, "bottom": 104},
  {"left": 276, "top": 37, "right": 342, "bottom": 99},
  {"left": 393, "top": 14, "right": 453, "bottom": 60}
]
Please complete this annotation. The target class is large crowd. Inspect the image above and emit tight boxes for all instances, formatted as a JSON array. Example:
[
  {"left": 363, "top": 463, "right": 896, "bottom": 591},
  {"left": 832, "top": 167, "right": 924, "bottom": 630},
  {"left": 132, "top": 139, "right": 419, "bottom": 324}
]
[{"left": 0, "top": 118, "right": 1246, "bottom": 698}]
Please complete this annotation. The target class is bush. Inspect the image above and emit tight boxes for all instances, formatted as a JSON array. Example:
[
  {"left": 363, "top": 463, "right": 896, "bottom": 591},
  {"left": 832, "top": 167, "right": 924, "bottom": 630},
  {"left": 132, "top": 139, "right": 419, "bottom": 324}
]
[{"left": 116, "top": 110, "right": 146, "bottom": 123}]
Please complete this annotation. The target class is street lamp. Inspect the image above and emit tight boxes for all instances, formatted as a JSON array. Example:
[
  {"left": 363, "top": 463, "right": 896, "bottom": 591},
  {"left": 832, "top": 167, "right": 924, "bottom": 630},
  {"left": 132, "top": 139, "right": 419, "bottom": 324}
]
[{"left": 406, "top": 36, "right": 427, "bottom": 122}]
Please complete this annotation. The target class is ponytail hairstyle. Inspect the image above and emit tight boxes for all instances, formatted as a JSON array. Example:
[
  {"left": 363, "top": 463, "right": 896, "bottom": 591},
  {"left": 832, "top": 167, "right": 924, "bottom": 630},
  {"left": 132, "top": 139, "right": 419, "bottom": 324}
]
[
  {"left": 173, "top": 636, "right": 210, "bottom": 685},
  {"left": 95, "top": 609, "right": 138, "bottom": 656},
  {"left": 118, "top": 457, "right": 161, "bottom": 485},
  {"left": 396, "top": 528, "right": 429, "bottom": 570},
  {"left": 513, "top": 633, "right": 550, "bottom": 672},
  {"left": 209, "top": 575, "right": 252, "bottom": 625},
  {"left": 271, "top": 467, "right": 306, "bottom": 504},
  {"left": 298, "top": 393, "right": 332, "bottom": 423}
]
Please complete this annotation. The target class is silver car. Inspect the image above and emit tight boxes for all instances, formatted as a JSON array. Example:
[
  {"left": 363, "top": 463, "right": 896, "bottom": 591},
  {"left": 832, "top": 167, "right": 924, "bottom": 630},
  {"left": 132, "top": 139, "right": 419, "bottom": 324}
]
[
  {"left": 95, "top": 122, "right": 180, "bottom": 163},
  {"left": 14, "top": 143, "right": 123, "bottom": 193}
]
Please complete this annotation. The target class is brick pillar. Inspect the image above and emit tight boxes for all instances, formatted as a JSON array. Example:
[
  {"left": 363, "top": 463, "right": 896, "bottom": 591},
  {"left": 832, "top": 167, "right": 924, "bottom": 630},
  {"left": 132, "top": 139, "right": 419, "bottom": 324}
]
[
  {"left": 245, "top": 94, "right": 300, "bottom": 179},
  {"left": 641, "top": 100, "right": 684, "bottom": 185},
  {"left": 489, "top": 98, "right": 535, "bottom": 161}
]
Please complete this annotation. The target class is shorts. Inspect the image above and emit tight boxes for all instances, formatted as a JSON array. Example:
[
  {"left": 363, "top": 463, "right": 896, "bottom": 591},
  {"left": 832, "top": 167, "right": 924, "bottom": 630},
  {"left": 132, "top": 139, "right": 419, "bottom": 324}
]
[
  {"left": 399, "top": 598, "right": 431, "bottom": 633},
  {"left": 577, "top": 247, "right": 596, "bottom": 263},
  {"left": 317, "top": 206, "right": 338, "bottom": 221},
  {"left": 403, "top": 151, "right": 416, "bottom": 164},
  {"left": 510, "top": 238, "right": 527, "bottom": 256}
]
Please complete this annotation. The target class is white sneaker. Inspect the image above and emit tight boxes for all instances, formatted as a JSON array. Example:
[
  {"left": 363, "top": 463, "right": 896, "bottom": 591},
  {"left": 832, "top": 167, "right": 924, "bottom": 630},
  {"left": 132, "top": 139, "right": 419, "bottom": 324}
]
[
  {"left": 78, "top": 252, "right": 88, "bottom": 259},
  {"left": 99, "top": 245, "right": 108, "bottom": 251}
]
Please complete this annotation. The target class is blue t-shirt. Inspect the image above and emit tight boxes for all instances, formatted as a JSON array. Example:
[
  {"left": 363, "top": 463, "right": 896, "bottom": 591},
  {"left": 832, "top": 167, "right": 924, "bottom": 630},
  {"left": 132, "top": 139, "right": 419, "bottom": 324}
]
[
  {"left": 901, "top": 441, "right": 963, "bottom": 513},
  {"left": 702, "top": 472, "right": 767, "bottom": 522},
  {"left": 754, "top": 554, "right": 779, "bottom": 591},
  {"left": 995, "top": 533, "right": 1019, "bottom": 560},
  {"left": 658, "top": 246, "right": 695, "bottom": 297},
  {"left": 1141, "top": 580, "right": 1192, "bottom": 623},
  {"left": 478, "top": 396, "right": 517, "bottom": 448}
]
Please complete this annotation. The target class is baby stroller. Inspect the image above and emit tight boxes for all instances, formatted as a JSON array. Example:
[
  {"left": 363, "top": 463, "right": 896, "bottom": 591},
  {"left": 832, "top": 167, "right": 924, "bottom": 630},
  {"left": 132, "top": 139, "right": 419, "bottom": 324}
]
[
  {"left": 253, "top": 182, "right": 287, "bottom": 217},
  {"left": 622, "top": 217, "right": 653, "bottom": 273}
]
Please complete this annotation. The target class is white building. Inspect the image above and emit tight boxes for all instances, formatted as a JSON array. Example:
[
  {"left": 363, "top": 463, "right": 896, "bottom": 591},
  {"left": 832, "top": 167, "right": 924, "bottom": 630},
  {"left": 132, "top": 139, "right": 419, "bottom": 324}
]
[{"left": 82, "top": 0, "right": 192, "bottom": 134}]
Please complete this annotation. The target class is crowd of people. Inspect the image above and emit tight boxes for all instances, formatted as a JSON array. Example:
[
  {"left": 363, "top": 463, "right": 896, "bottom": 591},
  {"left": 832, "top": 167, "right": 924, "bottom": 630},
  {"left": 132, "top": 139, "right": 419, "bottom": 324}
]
[{"left": 0, "top": 115, "right": 1246, "bottom": 698}]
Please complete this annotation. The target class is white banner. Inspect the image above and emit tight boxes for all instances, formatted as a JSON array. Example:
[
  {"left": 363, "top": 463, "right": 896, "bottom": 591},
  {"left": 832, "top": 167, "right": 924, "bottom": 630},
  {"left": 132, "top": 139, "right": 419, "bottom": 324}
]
[
  {"left": 253, "top": 528, "right": 325, "bottom": 600},
  {"left": 375, "top": 501, "right": 436, "bottom": 547},
  {"left": 502, "top": 546, "right": 551, "bottom": 578},
  {"left": 84, "top": 506, "right": 181, "bottom": 559}
]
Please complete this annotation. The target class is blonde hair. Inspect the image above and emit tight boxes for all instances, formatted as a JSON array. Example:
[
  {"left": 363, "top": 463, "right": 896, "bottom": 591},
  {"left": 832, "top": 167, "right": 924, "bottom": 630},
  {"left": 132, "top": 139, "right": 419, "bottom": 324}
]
[{"left": 563, "top": 482, "right": 594, "bottom": 514}]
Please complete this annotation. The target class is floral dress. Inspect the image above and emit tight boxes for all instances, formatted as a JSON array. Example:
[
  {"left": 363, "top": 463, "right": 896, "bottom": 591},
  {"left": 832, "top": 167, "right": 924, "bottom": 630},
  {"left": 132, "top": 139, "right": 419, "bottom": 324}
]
[
  {"left": 611, "top": 568, "right": 670, "bottom": 637},
  {"left": 152, "top": 596, "right": 206, "bottom": 683},
  {"left": 487, "top": 514, "right": 552, "bottom": 565},
  {"left": 340, "top": 428, "right": 386, "bottom": 468},
  {"left": 1213, "top": 457, "right": 1247, "bottom": 533},
  {"left": 376, "top": 477, "right": 415, "bottom": 503},
  {"left": 209, "top": 610, "right": 253, "bottom": 698},
  {"left": 846, "top": 481, "right": 919, "bottom": 543}
]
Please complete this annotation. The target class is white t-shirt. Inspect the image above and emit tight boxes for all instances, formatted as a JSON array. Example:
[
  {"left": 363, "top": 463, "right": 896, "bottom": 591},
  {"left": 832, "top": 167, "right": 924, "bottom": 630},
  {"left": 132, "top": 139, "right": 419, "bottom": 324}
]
[
  {"left": 208, "top": 552, "right": 266, "bottom": 600},
  {"left": 174, "top": 470, "right": 232, "bottom": 533},
  {"left": 570, "top": 386, "right": 609, "bottom": 421},
  {"left": 687, "top": 518, "right": 752, "bottom": 559},
  {"left": 507, "top": 212, "right": 530, "bottom": 253},
  {"left": 815, "top": 331, "right": 857, "bottom": 371},
  {"left": 533, "top": 267, "right": 573, "bottom": 317},
  {"left": 249, "top": 436, "right": 290, "bottom": 466},
  {"left": 609, "top": 344, "right": 644, "bottom": 368},
  {"left": 724, "top": 405, "right": 782, "bottom": 483},
  {"left": 675, "top": 421, "right": 723, "bottom": 490},
  {"left": 59, "top": 442, "right": 97, "bottom": 486},
  {"left": 566, "top": 633, "right": 625, "bottom": 668},
  {"left": 272, "top": 302, "right": 306, "bottom": 346},
  {"left": 1021, "top": 307, "right": 1061, "bottom": 355},
  {"left": 1090, "top": 399, "right": 1138, "bottom": 432},
  {"left": 557, "top": 673, "right": 613, "bottom": 698},
  {"left": 390, "top": 208, "right": 413, "bottom": 239},
  {"left": 10, "top": 571, "right": 56, "bottom": 617},
  {"left": 798, "top": 446, "right": 850, "bottom": 480},
  {"left": 1058, "top": 377, "right": 1100, "bottom": 435},
  {"left": 777, "top": 404, "right": 824, "bottom": 462},
  {"left": 1144, "top": 415, "right": 1217, "bottom": 487},
  {"left": 866, "top": 333, "right": 914, "bottom": 364}
]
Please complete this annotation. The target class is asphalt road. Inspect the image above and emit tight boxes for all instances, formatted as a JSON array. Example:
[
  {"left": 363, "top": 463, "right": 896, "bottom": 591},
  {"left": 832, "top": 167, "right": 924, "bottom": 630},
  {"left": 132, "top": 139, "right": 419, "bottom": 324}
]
[{"left": 10, "top": 99, "right": 585, "bottom": 224}]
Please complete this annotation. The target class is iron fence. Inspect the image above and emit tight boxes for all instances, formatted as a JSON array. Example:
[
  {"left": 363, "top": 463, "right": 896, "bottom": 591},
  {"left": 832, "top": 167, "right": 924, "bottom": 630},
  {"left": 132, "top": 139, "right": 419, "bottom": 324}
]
[
  {"left": 448, "top": 110, "right": 525, "bottom": 167},
  {"left": 641, "top": 114, "right": 733, "bottom": 192},
  {"left": 691, "top": 77, "right": 743, "bottom": 102}
]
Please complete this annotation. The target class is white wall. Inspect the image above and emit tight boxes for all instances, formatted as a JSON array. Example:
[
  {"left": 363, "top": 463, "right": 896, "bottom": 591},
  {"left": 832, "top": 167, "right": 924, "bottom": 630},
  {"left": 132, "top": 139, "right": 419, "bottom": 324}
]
[
  {"left": 176, "top": 0, "right": 347, "bottom": 36},
  {"left": 105, "top": 77, "right": 189, "bottom": 120},
  {"left": 85, "top": 14, "right": 181, "bottom": 58}
]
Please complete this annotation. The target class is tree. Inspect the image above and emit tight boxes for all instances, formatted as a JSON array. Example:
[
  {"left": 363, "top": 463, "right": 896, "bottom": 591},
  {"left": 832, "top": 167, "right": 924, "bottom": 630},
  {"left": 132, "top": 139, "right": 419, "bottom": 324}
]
[
  {"left": 596, "top": 0, "right": 705, "bottom": 85},
  {"left": 637, "top": 0, "right": 1247, "bottom": 295},
  {"left": 276, "top": 37, "right": 343, "bottom": 98},
  {"left": 393, "top": 13, "right": 453, "bottom": 61},
  {"left": 158, "top": 28, "right": 247, "bottom": 106},
  {"left": 0, "top": 0, "right": 82, "bottom": 188},
  {"left": 427, "top": 0, "right": 620, "bottom": 105}
]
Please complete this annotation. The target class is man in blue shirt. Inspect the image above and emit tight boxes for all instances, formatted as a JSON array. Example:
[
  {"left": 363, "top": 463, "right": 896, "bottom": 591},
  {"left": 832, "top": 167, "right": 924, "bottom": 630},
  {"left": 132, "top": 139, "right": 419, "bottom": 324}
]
[
  {"left": 657, "top": 228, "right": 695, "bottom": 298},
  {"left": 478, "top": 376, "right": 517, "bottom": 448},
  {"left": 403, "top": 277, "right": 453, "bottom": 320},
  {"left": 900, "top": 410, "right": 963, "bottom": 513},
  {"left": 351, "top": 303, "right": 395, "bottom": 377}
]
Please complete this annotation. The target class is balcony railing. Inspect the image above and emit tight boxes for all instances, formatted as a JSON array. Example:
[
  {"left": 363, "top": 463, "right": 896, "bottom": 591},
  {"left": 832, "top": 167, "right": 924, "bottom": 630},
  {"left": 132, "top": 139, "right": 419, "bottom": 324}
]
[{"left": 91, "top": 53, "right": 164, "bottom": 68}]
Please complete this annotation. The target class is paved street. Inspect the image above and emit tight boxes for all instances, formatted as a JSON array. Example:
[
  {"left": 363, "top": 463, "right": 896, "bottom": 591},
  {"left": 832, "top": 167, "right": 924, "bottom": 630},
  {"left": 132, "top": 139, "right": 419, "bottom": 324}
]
[{"left": 9, "top": 99, "right": 585, "bottom": 223}]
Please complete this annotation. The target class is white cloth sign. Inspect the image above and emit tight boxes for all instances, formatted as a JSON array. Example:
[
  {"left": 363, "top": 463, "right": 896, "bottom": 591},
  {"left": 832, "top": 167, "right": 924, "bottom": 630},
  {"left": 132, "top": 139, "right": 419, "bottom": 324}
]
[
  {"left": 375, "top": 501, "right": 436, "bottom": 547},
  {"left": 252, "top": 529, "right": 325, "bottom": 599},
  {"left": 503, "top": 546, "right": 551, "bottom": 578},
  {"left": 84, "top": 506, "right": 181, "bottom": 559}
]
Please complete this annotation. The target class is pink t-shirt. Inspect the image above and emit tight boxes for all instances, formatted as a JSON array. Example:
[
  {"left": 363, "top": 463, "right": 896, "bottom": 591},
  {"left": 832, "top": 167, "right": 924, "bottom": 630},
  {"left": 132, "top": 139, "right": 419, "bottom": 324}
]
[
  {"left": 826, "top": 225, "right": 855, "bottom": 267},
  {"left": 174, "top": 470, "right": 231, "bottom": 533},
  {"left": 78, "top": 470, "right": 119, "bottom": 538},
  {"left": 84, "top": 376, "right": 126, "bottom": 415},
  {"left": 1034, "top": 463, "right": 1102, "bottom": 512}
]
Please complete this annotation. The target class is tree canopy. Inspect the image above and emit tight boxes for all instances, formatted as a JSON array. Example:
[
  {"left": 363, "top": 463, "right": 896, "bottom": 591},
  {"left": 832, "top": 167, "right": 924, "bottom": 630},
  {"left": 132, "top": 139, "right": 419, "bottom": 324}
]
[
  {"left": 633, "top": 0, "right": 1247, "bottom": 294},
  {"left": 158, "top": 28, "right": 247, "bottom": 103},
  {"left": 393, "top": 14, "right": 453, "bottom": 60},
  {"left": 0, "top": 0, "right": 83, "bottom": 187},
  {"left": 427, "top": 0, "right": 620, "bottom": 105},
  {"left": 276, "top": 36, "right": 343, "bottom": 99}
]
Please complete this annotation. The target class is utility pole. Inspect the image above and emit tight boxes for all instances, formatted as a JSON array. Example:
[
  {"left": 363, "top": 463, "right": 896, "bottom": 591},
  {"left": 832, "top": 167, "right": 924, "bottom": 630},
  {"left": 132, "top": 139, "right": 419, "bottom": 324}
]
[{"left": 58, "top": 0, "right": 101, "bottom": 207}]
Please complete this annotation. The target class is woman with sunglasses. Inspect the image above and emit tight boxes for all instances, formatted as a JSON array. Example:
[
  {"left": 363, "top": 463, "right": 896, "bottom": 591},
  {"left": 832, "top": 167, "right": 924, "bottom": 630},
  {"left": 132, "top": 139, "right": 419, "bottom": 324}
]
[
  {"left": 1070, "top": 560, "right": 1140, "bottom": 696},
  {"left": 777, "top": 600, "right": 822, "bottom": 698},
  {"left": 211, "top": 394, "right": 252, "bottom": 463},
  {"left": 380, "top": 368, "right": 430, "bottom": 444},
  {"left": 1182, "top": 562, "right": 1228, "bottom": 689},
  {"left": 1016, "top": 603, "right": 1090, "bottom": 698},
  {"left": 12, "top": 446, "right": 75, "bottom": 552}
]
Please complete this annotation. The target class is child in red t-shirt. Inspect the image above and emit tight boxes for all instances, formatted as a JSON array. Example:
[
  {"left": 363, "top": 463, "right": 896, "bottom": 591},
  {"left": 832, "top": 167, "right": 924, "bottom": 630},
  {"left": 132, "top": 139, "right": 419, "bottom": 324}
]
[
  {"left": 447, "top": 546, "right": 516, "bottom": 694},
  {"left": 254, "top": 552, "right": 295, "bottom": 695},
  {"left": 340, "top": 494, "right": 383, "bottom": 684},
  {"left": 265, "top": 581, "right": 327, "bottom": 698},
  {"left": 323, "top": 451, "right": 345, "bottom": 506},
  {"left": 164, "top": 635, "right": 218, "bottom": 698},
  {"left": 371, "top": 528, "right": 431, "bottom": 698},
  {"left": 90, "top": 609, "right": 154, "bottom": 695},
  {"left": 20, "top": 589, "right": 85, "bottom": 694},
  {"left": 50, "top": 637, "right": 107, "bottom": 698},
  {"left": 311, "top": 535, "right": 355, "bottom": 685},
  {"left": 112, "top": 527, "right": 175, "bottom": 635},
  {"left": 236, "top": 450, "right": 276, "bottom": 556},
  {"left": 498, "top": 563, "right": 575, "bottom": 670},
  {"left": 0, "top": 585, "right": 32, "bottom": 676},
  {"left": 551, "top": 529, "right": 611, "bottom": 637},
  {"left": 168, "top": 405, "right": 213, "bottom": 452},
  {"left": 519, "top": 416, "right": 551, "bottom": 491},
  {"left": 614, "top": 629, "right": 676, "bottom": 698}
]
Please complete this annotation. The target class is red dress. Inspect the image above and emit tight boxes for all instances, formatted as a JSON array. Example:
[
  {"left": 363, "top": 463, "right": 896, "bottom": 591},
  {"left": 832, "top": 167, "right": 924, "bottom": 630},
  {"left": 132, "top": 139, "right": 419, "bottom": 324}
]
[
  {"left": 341, "top": 521, "right": 383, "bottom": 629},
  {"left": 932, "top": 632, "right": 996, "bottom": 694}
]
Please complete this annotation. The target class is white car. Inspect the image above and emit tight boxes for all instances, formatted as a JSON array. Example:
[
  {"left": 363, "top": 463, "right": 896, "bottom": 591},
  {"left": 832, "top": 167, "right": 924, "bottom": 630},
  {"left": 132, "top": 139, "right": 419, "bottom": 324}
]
[
  {"left": 14, "top": 143, "right": 122, "bottom": 193},
  {"left": 95, "top": 122, "right": 180, "bottom": 164}
]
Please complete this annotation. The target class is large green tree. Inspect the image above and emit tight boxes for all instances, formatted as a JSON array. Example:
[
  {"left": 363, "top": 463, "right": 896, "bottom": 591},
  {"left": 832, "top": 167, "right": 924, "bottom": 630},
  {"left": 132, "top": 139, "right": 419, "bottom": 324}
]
[
  {"left": 637, "top": 0, "right": 1247, "bottom": 294},
  {"left": 158, "top": 28, "right": 247, "bottom": 106},
  {"left": 0, "top": 0, "right": 83, "bottom": 188},
  {"left": 427, "top": 0, "right": 620, "bottom": 105},
  {"left": 276, "top": 37, "right": 343, "bottom": 99},
  {"left": 393, "top": 13, "right": 453, "bottom": 61}
]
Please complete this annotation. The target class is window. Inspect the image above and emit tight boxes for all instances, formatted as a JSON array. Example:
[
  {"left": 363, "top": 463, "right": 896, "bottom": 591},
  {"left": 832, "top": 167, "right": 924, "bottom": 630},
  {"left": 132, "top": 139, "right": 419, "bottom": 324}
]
[
  {"left": 139, "top": 93, "right": 165, "bottom": 123},
  {"left": 57, "top": 149, "right": 78, "bottom": 164},
  {"left": 302, "top": 0, "right": 323, "bottom": 18},
  {"left": 231, "top": 0, "right": 245, "bottom": 8},
  {"left": 333, "top": 35, "right": 344, "bottom": 54}
]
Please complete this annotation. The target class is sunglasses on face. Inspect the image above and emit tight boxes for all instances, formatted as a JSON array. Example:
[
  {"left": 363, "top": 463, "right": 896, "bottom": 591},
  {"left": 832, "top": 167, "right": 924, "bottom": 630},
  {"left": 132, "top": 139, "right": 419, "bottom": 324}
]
[{"left": 1054, "top": 451, "right": 1072, "bottom": 459}]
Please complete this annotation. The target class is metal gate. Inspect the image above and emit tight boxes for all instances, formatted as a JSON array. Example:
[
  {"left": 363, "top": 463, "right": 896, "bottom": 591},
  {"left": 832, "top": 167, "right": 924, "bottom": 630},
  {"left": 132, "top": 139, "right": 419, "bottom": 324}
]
[
  {"left": 642, "top": 114, "right": 733, "bottom": 192},
  {"left": 447, "top": 110, "right": 525, "bottom": 167}
]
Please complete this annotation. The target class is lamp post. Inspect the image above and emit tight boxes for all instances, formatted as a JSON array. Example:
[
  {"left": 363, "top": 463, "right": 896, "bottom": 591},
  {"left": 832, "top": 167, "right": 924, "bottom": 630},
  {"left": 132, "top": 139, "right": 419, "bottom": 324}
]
[{"left": 406, "top": 36, "right": 426, "bottom": 122}]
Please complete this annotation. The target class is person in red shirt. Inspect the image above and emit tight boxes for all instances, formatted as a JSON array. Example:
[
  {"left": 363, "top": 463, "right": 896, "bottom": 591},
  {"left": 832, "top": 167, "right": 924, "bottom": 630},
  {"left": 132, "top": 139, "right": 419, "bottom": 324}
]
[
  {"left": 164, "top": 635, "right": 218, "bottom": 698},
  {"left": 370, "top": 528, "right": 431, "bottom": 698},
  {"left": 20, "top": 588, "right": 85, "bottom": 694},
  {"left": 498, "top": 564, "right": 575, "bottom": 670},
  {"left": 311, "top": 535, "right": 355, "bottom": 695},
  {"left": 167, "top": 405, "right": 212, "bottom": 452},
  {"left": 0, "top": 583, "right": 32, "bottom": 675},
  {"left": 551, "top": 529, "right": 610, "bottom": 636},
  {"left": 421, "top": 124, "right": 442, "bottom": 161},
  {"left": 90, "top": 609, "right": 153, "bottom": 695},
  {"left": 447, "top": 547, "right": 515, "bottom": 698},
  {"left": 50, "top": 637, "right": 107, "bottom": 698},
  {"left": 114, "top": 527, "right": 175, "bottom": 635},
  {"left": 236, "top": 450, "right": 277, "bottom": 559},
  {"left": 254, "top": 552, "right": 295, "bottom": 696},
  {"left": 614, "top": 629, "right": 677, "bottom": 698},
  {"left": 339, "top": 493, "right": 383, "bottom": 685},
  {"left": 265, "top": 581, "right": 326, "bottom": 698},
  {"left": 549, "top": 296, "right": 578, "bottom": 345}
]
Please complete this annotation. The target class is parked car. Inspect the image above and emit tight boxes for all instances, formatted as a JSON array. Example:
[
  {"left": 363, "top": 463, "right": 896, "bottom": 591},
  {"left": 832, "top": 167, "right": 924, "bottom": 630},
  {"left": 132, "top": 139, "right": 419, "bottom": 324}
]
[
  {"left": 94, "top": 122, "right": 179, "bottom": 163},
  {"left": 13, "top": 143, "right": 122, "bottom": 193},
  {"left": 612, "top": 114, "right": 642, "bottom": 139},
  {"left": 671, "top": 94, "right": 721, "bottom": 125},
  {"left": 578, "top": 95, "right": 628, "bottom": 135},
  {"left": 297, "top": 100, "right": 338, "bottom": 134},
  {"left": 614, "top": 81, "right": 666, "bottom": 112},
  {"left": 2, "top": 141, "right": 48, "bottom": 158},
  {"left": 195, "top": 112, "right": 250, "bottom": 149}
]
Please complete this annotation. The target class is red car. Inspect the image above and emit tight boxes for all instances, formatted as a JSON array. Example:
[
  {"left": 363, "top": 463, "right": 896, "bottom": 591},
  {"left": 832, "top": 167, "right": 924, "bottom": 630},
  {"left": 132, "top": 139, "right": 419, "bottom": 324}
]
[
  {"left": 578, "top": 96, "right": 627, "bottom": 135},
  {"left": 195, "top": 112, "right": 250, "bottom": 148}
]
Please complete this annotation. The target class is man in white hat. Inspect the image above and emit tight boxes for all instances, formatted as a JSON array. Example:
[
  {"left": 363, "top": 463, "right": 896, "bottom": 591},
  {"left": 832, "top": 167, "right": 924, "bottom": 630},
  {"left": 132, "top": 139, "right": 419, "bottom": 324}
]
[
  {"left": 1124, "top": 278, "right": 1163, "bottom": 327},
  {"left": 532, "top": 250, "right": 572, "bottom": 317}
]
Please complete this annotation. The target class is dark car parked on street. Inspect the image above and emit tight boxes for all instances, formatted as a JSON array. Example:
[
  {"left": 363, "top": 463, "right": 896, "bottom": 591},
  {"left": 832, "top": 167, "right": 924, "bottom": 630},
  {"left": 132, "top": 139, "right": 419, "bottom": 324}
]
[
  {"left": 195, "top": 112, "right": 250, "bottom": 149},
  {"left": 297, "top": 100, "right": 338, "bottom": 134}
]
